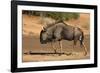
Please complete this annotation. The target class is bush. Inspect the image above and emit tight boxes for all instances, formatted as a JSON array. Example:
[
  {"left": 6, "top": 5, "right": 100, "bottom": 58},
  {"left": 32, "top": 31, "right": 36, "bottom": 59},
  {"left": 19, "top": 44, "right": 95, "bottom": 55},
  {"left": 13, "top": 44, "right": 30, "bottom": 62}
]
[
  {"left": 45, "top": 12, "right": 79, "bottom": 21},
  {"left": 22, "top": 10, "right": 80, "bottom": 21}
]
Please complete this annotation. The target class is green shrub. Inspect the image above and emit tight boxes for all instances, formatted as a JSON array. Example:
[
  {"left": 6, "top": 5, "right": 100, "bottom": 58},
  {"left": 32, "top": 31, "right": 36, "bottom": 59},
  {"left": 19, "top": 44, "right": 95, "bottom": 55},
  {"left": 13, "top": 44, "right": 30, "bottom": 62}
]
[{"left": 22, "top": 10, "right": 80, "bottom": 21}]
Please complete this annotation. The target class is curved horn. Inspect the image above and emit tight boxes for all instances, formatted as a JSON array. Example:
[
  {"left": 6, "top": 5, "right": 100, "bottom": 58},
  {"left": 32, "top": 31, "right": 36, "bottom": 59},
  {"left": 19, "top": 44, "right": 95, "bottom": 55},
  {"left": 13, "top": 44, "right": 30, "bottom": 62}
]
[
  {"left": 42, "top": 26, "right": 46, "bottom": 31},
  {"left": 42, "top": 27, "right": 45, "bottom": 30},
  {"left": 43, "top": 23, "right": 47, "bottom": 29}
]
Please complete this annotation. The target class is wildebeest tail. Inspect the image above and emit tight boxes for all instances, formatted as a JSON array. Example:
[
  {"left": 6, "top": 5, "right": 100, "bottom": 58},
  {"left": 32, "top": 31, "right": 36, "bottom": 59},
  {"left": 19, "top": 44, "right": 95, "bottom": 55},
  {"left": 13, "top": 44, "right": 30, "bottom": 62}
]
[{"left": 80, "top": 32, "right": 84, "bottom": 46}]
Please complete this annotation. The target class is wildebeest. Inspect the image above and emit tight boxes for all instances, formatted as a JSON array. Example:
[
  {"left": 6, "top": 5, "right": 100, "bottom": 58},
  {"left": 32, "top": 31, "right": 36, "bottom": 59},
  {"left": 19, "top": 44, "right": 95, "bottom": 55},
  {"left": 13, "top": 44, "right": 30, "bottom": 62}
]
[{"left": 40, "top": 21, "right": 87, "bottom": 56}]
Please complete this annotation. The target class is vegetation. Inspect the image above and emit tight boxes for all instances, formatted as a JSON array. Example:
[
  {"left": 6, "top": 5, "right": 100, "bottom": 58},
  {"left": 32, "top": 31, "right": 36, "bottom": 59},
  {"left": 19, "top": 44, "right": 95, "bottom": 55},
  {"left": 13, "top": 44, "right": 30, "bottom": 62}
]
[{"left": 22, "top": 10, "right": 80, "bottom": 21}]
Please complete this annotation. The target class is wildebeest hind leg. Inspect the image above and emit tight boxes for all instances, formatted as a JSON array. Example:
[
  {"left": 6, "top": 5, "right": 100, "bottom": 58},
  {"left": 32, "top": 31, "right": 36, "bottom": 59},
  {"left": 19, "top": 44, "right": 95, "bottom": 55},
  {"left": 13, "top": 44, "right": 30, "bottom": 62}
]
[
  {"left": 81, "top": 42, "right": 87, "bottom": 56},
  {"left": 73, "top": 40, "right": 77, "bottom": 49}
]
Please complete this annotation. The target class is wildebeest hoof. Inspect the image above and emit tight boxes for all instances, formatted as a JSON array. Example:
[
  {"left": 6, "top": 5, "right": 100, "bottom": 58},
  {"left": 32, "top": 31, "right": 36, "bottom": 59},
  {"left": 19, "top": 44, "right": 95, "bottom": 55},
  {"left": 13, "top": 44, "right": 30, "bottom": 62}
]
[
  {"left": 59, "top": 53, "right": 62, "bottom": 56},
  {"left": 84, "top": 52, "right": 87, "bottom": 56},
  {"left": 54, "top": 50, "right": 57, "bottom": 54}
]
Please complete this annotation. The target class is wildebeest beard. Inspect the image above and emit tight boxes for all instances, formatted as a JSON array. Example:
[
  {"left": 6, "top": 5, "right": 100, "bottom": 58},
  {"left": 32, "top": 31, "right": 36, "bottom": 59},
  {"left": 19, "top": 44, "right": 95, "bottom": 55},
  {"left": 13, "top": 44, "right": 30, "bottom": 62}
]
[{"left": 40, "top": 37, "right": 53, "bottom": 44}]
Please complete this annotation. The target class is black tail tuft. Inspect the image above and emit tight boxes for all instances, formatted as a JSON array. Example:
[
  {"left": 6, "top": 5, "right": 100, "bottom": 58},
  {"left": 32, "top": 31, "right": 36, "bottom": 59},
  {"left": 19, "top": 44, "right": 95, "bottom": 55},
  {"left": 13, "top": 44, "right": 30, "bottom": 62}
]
[{"left": 80, "top": 32, "right": 84, "bottom": 46}]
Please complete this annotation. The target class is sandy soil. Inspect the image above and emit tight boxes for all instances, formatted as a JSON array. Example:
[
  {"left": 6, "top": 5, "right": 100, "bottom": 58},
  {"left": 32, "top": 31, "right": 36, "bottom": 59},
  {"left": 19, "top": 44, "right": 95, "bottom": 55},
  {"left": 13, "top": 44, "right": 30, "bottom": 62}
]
[
  {"left": 22, "top": 13, "right": 90, "bottom": 62},
  {"left": 23, "top": 53, "right": 90, "bottom": 62},
  {"left": 23, "top": 35, "right": 90, "bottom": 62}
]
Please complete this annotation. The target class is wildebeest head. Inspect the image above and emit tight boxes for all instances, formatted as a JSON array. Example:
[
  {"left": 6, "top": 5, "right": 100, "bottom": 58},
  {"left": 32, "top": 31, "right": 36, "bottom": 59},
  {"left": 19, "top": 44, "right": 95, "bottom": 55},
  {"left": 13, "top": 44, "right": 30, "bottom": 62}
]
[{"left": 40, "top": 27, "right": 48, "bottom": 44}]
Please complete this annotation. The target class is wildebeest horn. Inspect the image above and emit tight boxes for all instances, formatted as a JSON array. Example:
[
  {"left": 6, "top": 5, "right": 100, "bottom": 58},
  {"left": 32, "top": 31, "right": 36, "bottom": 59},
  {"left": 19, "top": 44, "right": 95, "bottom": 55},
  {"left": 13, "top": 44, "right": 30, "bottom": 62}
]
[
  {"left": 43, "top": 27, "right": 45, "bottom": 30},
  {"left": 42, "top": 27, "right": 46, "bottom": 31}
]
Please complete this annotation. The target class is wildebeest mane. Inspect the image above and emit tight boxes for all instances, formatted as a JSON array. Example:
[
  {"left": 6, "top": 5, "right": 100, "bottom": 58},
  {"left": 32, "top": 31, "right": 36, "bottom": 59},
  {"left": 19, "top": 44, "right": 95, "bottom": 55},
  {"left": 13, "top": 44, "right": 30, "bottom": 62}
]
[{"left": 43, "top": 20, "right": 68, "bottom": 29}]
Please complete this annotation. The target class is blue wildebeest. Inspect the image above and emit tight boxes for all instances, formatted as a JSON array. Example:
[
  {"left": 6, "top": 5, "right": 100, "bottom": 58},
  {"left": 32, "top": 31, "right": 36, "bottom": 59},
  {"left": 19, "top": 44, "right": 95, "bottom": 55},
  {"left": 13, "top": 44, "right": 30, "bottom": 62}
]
[{"left": 40, "top": 21, "right": 87, "bottom": 56}]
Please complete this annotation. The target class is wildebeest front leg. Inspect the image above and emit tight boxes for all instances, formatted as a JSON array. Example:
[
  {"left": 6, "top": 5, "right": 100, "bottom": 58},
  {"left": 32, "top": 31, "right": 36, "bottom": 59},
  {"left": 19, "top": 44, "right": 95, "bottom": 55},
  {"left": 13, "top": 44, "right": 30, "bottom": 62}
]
[
  {"left": 51, "top": 42, "right": 57, "bottom": 54},
  {"left": 59, "top": 41, "right": 63, "bottom": 55},
  {"left": 54, "top": 26, "right": 63, "bottom": 55}
]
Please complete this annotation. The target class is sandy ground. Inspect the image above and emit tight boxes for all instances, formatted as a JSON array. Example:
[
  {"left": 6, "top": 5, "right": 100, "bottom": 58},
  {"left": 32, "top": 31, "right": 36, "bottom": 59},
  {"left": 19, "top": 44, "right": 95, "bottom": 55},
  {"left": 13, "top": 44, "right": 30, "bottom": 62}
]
[
  {"left": 22, "top": 13, "right": 90, "bottom": 62},
  {"left": 22, "top": 35, "right": 90, "bottom": 62},
  {"left": 23, "top": 53, "right": 90, "bottom": 62}
]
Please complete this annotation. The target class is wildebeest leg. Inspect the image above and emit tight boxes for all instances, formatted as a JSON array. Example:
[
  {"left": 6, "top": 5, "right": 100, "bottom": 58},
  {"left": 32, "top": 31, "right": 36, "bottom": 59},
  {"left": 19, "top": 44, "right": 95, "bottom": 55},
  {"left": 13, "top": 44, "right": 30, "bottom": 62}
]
[
  {"left": 73, "top": 39, "right": 77, "bottom": 49},
  {"left": 71, "top": 39, "right": 77, "bottom": 55},
  {"left": 81, "top": 42, "right": 87, "bottom": 56},
  {"left": 51, "top": 42, "right": 57, "bottom": 54},
  {"left": 59, "top": 41, "right": 63, "bottom": 55}
]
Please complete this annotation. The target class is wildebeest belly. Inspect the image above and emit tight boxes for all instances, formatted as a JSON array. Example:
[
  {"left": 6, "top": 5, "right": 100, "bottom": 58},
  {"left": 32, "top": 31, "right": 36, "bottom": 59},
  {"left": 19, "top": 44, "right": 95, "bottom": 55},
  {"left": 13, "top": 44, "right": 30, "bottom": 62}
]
[{"left": 62, "top": 30, "right": 74, "bottom": 41}]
